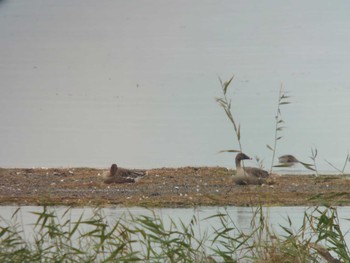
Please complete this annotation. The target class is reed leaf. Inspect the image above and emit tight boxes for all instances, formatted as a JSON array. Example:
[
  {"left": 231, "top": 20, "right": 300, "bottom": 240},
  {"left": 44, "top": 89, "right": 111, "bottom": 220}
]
[
  {"left": 218, "top": 149, "right": 241, "bottom": 153},
  {"left": 266, "top": 144, "right": 273, "bottom": 151},
  {"left": 273, "top": 163, "right": 295, "bottom": 168},
  {"left": 298, "top": 161, "right": 316, "bottom": 171},
  {"left": 216, "top": 75, "right": 243, "bottom": 153},
  {"left": 222, "top": 75, "right": 234, "bottom": 95},
  {"left": 325, "top": 154, "right": 350, "bottom": 175},
  {"left": 237, "top": 124, "right": 241, "bottom": 140}
]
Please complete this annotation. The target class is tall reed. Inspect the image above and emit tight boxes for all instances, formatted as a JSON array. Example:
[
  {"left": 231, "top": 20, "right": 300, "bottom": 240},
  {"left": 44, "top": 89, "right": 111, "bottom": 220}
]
[
  {"left": 216, "top": 77, "right": 319, "bottom": 173},
  {"left": 1, "top": 206, "right": 348, "bottom": 262},
  {"left": 216, "top": 75, "right": 242, "bottom": 154},
  {"left": 267, "top": 86, "right": 290, "bottom": 173},
  {"left": 216, "top": 78, "right": 292, "bottom": 171},
  {"left": 325, "top": 153, "right": 350, "bottom": 176},
  {"left": 310, "top": 147, "right": 319, "bottom": 177}
]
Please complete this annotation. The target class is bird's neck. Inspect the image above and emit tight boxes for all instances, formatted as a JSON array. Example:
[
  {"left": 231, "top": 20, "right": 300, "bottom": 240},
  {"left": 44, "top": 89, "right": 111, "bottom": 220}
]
[{"left": 235, "top": 159, "right": 242, "bottom": 169}]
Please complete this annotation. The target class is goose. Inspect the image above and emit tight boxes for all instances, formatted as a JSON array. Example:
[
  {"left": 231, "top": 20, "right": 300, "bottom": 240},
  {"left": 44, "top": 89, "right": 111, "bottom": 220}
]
[
  {"left": 233, "top": 175, "right": 266, "bottom": 185},
  {"left": 233, "top": 152, "right": 269, "bottom": 185},
  {"left": 103, "top": 164, "right": 145, "bottom": 184},
  {"left": 278, "top": 154, "right": 299, "bottom": 164},
  {"left": 278, "top": 154, "right": 316, "bottom": 171},
  {"left": 235, "top": 153, "right": 269, "bottom": 178}
]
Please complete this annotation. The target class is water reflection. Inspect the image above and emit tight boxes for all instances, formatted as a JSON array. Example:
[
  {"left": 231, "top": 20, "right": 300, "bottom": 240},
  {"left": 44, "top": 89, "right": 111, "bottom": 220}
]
[{"left": 2, "top": 205, "right": 349, "bottom": 247}]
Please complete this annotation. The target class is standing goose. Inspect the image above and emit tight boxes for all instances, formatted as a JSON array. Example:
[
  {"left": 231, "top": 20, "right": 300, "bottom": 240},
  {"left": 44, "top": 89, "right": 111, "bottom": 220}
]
[
  {"left": 233, "top": 152, "right": 269, "bottom": 185},
  {"left": 103, "top": 164, "right": 145, "bottom": 184}
]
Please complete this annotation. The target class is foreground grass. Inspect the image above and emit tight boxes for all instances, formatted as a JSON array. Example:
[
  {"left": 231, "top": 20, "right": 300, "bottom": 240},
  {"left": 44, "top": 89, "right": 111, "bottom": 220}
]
[{"left": 0, "top": 206, "right": 348, "bottom": 262}]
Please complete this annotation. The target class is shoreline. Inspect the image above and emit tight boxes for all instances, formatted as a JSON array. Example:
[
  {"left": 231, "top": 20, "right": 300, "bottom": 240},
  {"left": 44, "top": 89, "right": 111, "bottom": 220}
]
[{"left": 1, "top": 167, "right": 350, "bottom": 207}]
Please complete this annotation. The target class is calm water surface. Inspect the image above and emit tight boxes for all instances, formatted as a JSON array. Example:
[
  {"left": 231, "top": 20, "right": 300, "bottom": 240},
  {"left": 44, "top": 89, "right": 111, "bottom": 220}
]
[
  {"left": 1, "top": 206, "right": 350, "bottom": 248},
  {"left": 1, "top": 1, "right": 350, "bottom": 172}
]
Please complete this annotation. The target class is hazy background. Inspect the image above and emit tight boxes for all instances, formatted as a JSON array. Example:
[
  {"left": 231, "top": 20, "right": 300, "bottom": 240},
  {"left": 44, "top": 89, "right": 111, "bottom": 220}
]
[{"left": 1, "top": 0, "right": 350, "bottom": 172}]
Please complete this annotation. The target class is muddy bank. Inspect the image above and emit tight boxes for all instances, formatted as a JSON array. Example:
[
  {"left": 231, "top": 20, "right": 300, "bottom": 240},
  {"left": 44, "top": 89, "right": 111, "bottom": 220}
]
[{"left": 0, "top": 167, "right": 350, "bottom": 207}]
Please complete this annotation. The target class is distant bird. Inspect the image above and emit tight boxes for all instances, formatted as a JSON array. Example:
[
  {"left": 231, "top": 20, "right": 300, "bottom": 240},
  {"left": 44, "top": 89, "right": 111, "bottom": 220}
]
[
  {"left": 277, "top": 154, "right": 315, "bottom": 171},
  {"left": 103, "top": 164, "right": 145, "bottom": 184},
  {"left": 233, "top": 152, "right": 269, "bottom": 185},
  {"left": 278, "top": 154, "right": 299, "bottom": 165}
]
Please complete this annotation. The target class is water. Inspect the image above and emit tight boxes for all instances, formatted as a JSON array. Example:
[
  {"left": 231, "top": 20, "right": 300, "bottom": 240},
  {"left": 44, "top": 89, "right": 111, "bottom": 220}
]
[
  {"left": 1, "top": 205, "right": 350, "bottom": 251},
  {"left": 1, "top": 1, "right": 350, "bottom": 172}
]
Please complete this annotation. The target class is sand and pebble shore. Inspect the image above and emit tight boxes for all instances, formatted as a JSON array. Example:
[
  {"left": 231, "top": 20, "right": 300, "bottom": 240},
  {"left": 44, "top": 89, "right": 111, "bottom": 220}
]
[{"left": 0, "top": 167, "right": 349, "bottom": 207}]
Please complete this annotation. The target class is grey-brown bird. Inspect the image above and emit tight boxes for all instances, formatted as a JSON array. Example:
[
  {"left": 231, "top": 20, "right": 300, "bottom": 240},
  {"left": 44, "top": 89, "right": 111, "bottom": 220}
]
[
  {"left": 235, "top": 153, "right": 269, "bottom": 178},
  {"left": 233, "top": 152, "right": 269, "bottom": 185},
  {"left": 103, "top": 164, "right": 145, "bottom": 184},
  {"left": 278, "top": 155, "right": 299, "bottom": 165}
]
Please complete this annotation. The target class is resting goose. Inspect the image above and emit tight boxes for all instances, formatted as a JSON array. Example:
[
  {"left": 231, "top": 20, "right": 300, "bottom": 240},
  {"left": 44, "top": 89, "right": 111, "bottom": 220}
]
[
  {"left": 233, "top": 152, "right": 269, "bottom": 185},
  {"left": 278, "top": 155, "right": 299, "bottom": 165},
  {"left": 235, "top": 153, "right": 269, "bottom": 178},
  {"left": 103, "top": 164, "right": 145, "bottom": 184}
]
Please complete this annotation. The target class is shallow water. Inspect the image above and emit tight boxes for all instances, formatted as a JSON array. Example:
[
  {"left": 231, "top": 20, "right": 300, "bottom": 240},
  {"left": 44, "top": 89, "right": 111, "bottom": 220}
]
[
  {"left": 1, "top": 1, "right": 350, "bottom": 172},
  {"left": 1, "top": 205, "right": 350, "bottom": 250}
]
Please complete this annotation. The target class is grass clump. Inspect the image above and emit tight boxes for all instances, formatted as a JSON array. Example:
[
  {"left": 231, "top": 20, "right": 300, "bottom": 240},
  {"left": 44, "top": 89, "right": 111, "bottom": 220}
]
[{"left": 0, "top": 206, "right": 348, "bottom": 262}]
